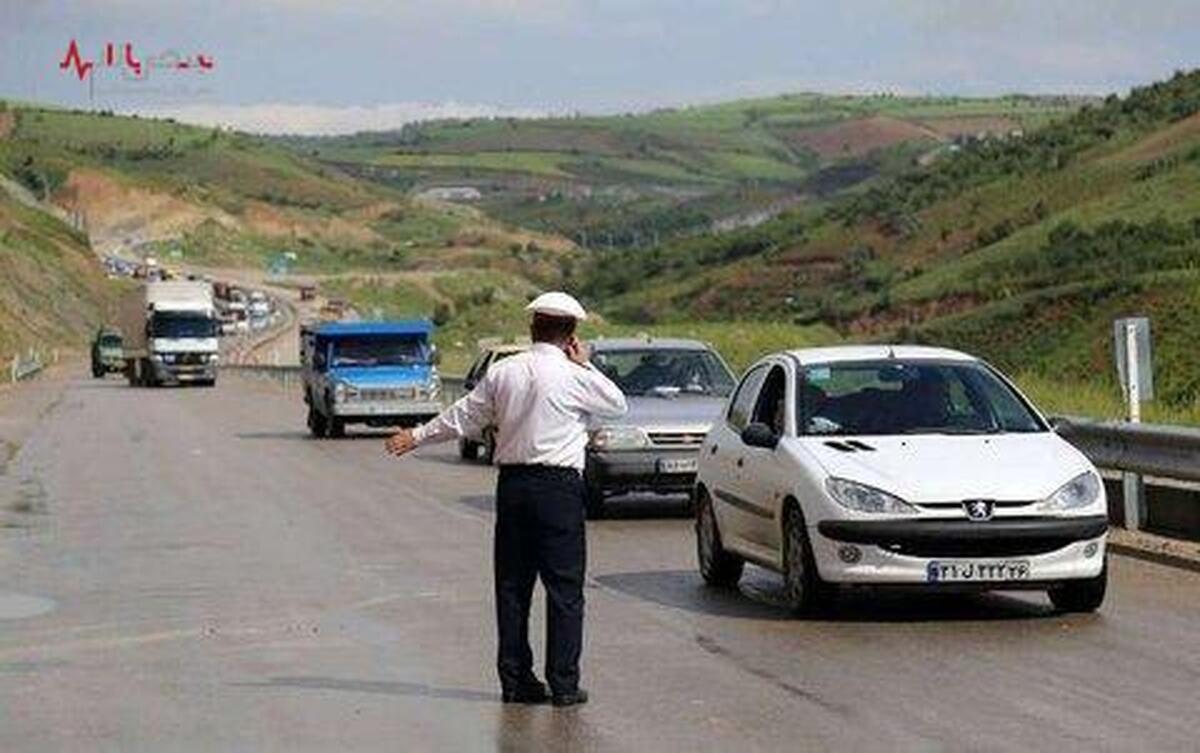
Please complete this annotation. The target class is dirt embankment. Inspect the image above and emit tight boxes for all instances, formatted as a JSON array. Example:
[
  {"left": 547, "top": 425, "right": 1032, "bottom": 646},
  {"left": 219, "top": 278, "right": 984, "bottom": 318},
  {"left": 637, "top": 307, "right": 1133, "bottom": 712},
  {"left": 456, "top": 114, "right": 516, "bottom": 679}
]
[
  {"left": 56, "top": 169, "right": 239, "bottom": 255},
  {"left": 0, "top": 112, "right": 14, "bottom": 140}
]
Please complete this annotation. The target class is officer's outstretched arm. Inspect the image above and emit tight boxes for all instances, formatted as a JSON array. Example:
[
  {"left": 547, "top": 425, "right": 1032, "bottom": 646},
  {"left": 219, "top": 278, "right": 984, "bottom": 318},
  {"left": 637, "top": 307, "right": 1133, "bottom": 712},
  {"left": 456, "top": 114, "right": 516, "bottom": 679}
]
[{"left": 410, "top": 377, "right": 496, "bottom": 446}]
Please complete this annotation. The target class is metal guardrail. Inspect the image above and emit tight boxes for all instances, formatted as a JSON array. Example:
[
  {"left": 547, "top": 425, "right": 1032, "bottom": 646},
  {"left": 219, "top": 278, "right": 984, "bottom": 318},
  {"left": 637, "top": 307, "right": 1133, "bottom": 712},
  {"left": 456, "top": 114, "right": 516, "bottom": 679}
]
[
  {"left": 9, "top": 349, "right": 46, "bottom": 382},
  {"left": 216, "top": 367, "right": 1198, "bottom": 485},
  {"left": 1052, "top": 416, "right": 1200, "bottom": 483}
]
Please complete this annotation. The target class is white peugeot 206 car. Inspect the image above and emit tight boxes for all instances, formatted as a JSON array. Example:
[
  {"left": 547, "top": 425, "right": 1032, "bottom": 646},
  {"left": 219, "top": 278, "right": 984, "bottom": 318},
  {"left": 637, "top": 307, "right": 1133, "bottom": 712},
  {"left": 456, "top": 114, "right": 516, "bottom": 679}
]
[{"left": 694, "top": 346, "right": 1109, "bottom": 614}]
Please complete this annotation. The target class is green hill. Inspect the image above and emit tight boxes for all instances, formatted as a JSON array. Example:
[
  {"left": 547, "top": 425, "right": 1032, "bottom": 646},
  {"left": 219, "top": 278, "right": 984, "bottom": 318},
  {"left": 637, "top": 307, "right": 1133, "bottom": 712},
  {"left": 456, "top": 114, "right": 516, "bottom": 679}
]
[
  {"left": 585, "top": 71, "right": 1200, "bottom": 421},
  {"left": 0, "top": 186, "right": 118, "bottom": 361},
  {"left": 0, "top": 105, "right": 572, "bottom": 278},
  {"left": 286, "top": 93, "right": 1081, "bottom": 249}
]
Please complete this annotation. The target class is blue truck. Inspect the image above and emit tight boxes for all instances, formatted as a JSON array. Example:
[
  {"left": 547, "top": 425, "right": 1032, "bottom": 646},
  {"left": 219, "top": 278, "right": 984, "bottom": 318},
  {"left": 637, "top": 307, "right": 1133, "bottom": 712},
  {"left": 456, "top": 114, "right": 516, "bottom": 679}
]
[{"left": 300, "top": 320, "right": 443, "bottom": 438}]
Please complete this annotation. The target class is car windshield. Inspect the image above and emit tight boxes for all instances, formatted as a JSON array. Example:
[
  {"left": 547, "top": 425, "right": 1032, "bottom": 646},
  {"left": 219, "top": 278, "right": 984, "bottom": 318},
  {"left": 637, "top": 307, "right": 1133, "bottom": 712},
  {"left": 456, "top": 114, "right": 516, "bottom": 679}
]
[
  {"left": 592, "top": 348, "right": 735, "bottom": 397},
  {"left": 798, "top": 360, "right": 1046, "bottom": 436},
  {"left": 331, "top": 336, "right": 430, "bottom": 366},
  {"left": 99, "top": 335, "right": 122, "bottom": 347},
  {"left": 150, "top": 313, "right": 218, "bottom": 338}
]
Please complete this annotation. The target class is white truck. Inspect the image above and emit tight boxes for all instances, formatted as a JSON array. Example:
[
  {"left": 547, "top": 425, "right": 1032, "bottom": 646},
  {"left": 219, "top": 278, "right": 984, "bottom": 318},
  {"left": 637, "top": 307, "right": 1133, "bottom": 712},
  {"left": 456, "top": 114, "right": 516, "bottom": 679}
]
[{"left": 119, "top": 280, "right": 220, "bottom": 387}]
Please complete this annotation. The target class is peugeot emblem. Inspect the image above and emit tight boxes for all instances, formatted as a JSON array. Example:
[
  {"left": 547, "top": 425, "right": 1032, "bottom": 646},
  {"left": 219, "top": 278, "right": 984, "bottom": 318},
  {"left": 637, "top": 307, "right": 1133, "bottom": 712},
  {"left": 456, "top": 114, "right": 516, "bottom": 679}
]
[{"left": 963, "top": 499, "right": 995, "bottom": 521}]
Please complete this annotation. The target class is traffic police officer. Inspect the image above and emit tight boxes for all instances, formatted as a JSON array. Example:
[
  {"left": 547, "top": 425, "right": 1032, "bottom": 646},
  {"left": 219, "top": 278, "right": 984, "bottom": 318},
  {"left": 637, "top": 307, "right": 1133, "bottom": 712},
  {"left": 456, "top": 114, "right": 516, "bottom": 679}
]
[{"left": 385, "top": 292, "right": 626, "bottom": 707}]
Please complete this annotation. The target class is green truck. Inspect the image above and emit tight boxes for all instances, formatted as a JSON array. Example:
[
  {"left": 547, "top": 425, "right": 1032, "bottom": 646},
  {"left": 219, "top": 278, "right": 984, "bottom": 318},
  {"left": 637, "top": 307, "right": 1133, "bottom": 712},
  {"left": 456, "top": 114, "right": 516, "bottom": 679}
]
[{"left": 90, "top": 328, "right": 125, "bottom": 378}]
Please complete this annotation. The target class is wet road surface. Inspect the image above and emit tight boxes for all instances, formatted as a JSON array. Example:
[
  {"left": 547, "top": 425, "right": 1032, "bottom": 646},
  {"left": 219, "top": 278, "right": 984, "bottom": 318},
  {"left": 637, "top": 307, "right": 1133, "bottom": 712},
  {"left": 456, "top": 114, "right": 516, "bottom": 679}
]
[{"left": 1, "top": 373, "right": 1199, "bottom": 752}]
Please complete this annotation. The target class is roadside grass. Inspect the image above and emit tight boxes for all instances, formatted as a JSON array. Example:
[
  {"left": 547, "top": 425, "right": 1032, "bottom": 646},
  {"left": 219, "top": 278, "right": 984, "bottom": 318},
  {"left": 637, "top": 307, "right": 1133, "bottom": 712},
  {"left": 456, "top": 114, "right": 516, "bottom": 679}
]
[{"left": 1014, "top": 371, "right": 1200, "bottom": 425}]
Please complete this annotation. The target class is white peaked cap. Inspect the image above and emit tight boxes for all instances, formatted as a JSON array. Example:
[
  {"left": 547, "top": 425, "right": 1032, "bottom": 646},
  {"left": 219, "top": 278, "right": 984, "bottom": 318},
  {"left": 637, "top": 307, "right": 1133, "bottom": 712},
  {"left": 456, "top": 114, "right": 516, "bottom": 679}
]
[{"left": 526, "top": 291, "right": 588, "bottom": 321}]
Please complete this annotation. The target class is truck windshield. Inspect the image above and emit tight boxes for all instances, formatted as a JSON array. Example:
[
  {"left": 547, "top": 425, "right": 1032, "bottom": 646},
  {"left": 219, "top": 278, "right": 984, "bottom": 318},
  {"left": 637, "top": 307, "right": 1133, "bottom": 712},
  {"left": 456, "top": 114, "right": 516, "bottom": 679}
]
[
  {"left": 331, "top": 336, "right": 429, "bottom": 366},
  {"left": 591, "top": 348, "right": 735, "bottom": 397},
  {"left": 151, "top": 313, "right": 218, "bottom": 338},
  {"left": 798, "top": 360, "right": 1046, "bottom": 436},
  {"left": 99, "top": 335, "right": 122, "bottom": 348}
]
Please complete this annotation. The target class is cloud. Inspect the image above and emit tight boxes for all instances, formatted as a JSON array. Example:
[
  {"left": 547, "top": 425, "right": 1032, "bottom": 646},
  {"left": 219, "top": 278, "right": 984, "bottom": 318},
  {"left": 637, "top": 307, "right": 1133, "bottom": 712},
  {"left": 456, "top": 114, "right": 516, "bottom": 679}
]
[{"left": 129, "top": 100, "right": 553, "bottom": 135}]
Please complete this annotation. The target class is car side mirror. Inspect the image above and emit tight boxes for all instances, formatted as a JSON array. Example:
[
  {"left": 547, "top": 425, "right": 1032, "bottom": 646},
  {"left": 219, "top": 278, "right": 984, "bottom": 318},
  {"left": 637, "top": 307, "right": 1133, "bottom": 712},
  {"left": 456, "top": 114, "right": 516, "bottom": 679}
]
[
  {"left": 430, "top": 345, "right": 441, "bottom": 365},
  {"left": 741, "top": 422, "right": 779, "bottom": 449}
]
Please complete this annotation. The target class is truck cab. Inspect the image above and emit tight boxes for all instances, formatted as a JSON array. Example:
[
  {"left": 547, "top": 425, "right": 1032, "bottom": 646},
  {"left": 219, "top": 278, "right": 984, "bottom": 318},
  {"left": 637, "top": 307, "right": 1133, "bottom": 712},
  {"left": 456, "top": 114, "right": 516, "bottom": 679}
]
[
  {"left": 300, "top": 320, "right": 443, "bottom": 438},
  {"left": 120, "top": 281, "right": 220, "bottom": 387}
]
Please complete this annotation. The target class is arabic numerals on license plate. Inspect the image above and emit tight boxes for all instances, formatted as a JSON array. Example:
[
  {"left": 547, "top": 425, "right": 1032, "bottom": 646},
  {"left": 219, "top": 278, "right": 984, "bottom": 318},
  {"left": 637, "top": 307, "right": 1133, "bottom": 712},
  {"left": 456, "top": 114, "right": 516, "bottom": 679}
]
[{"left": 926, "top": 560, "right": 1030, "bottom": 582}]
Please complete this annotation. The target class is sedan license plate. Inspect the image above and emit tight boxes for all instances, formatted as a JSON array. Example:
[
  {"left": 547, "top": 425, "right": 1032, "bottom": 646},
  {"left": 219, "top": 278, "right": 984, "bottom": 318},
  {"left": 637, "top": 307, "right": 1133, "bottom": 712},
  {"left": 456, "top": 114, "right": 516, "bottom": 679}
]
[
  {"left": 925, "top": 560, "right": 1030, "bottom": 583},
  {"left": 658, "top": 457, "right": 698, "bottom": 474}
]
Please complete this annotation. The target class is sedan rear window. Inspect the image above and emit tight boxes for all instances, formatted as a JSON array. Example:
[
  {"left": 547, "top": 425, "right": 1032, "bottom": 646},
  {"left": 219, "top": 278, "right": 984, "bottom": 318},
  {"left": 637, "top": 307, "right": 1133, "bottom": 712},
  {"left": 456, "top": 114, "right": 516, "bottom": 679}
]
[{"left": 798, "top": 360, "right": 1046, "bottom": 436}]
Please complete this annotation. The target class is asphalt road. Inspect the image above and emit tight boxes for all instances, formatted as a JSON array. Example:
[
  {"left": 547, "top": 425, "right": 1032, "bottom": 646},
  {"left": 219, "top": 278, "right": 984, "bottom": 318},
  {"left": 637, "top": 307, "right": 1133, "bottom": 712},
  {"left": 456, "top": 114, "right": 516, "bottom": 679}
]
[{"left": 2, "top": 373, "right": 1199, "bottom": 752}]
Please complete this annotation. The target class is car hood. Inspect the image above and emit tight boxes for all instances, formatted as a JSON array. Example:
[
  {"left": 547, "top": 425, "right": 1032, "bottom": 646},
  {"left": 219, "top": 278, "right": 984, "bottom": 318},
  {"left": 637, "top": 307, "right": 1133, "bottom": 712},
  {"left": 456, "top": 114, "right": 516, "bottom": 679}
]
[
  {"left": 606, "top": 394, "right": 727, "bottom": 430},
  {"left": 329, "top": 365, "right": 434, "bottom": 387},
  {"left": 795, "top": 432, "right": 1093, "bottom": 503}
]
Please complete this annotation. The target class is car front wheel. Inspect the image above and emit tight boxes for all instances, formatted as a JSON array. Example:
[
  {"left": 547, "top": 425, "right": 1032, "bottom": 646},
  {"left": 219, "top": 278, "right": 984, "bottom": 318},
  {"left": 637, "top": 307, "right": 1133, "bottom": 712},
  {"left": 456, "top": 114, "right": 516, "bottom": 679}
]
[
  {"left": 781, "top": 503, "right": 834, "bottom": 615},
  {"left": 1048, "top": 562, "right": 1107, "bottom": 613},
  {"left": 696, "top": 488, "right": 743, "bottom": 588},
  {"left": 584, "top": 467, "right": 606, "bottom": 520},
  {"left": 459, "top": 439, "right": 479, "bottom": 461},
  {"left": 307, "top": 405, "right": 328, "bottom": 438}
]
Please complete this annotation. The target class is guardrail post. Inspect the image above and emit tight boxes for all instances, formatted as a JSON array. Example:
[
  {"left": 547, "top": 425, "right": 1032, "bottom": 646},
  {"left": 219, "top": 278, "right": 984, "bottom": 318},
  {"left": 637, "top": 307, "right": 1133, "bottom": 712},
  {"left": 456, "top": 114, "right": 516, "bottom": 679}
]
[{"left": 1123, "top": 322, "right": 1145, "bottom": 530}]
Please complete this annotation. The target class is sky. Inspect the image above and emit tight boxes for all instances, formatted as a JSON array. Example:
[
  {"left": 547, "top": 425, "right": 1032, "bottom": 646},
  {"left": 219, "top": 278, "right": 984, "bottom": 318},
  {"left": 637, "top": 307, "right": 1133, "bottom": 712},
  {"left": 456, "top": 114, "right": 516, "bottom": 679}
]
[{"left": 2, "top": 0, "right": 1198, "bottom": 134}]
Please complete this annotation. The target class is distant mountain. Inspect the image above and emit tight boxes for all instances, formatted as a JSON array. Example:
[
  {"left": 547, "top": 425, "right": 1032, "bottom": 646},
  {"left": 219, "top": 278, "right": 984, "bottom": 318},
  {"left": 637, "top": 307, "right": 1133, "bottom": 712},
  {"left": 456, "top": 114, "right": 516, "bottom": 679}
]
[
  {"left": 587, "top": 70, "right": 1200, "bottom": 411},
  {"left": 283, "top": 93, "right": 1084, "bottom": 248}
]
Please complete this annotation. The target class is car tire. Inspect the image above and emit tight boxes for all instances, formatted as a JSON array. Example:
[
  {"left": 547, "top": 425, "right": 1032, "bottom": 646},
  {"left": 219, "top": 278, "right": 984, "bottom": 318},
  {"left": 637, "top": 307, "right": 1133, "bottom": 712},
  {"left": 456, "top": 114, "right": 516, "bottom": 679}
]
[
  {"left": 481, "top": 432, "right": 497, "bottom": 465},
  {"left": 328, "top": 417, "right": 346, "bottom": 439},
  {"left": 696, "top": 488, "right": 744, "bottom": 588},
  {"left": 307, "top": 405, "right": 328, "bottom": 438},
  {"left": 1048, "top": 562, "right": 1107, "bottom": 613},
  {"left": 584, "top": 469, "right": 606, "bottom": 520},
  {"left": 781, "top": 502, "right": 834, "bottom": 615},
  {"left": 459, "top": 439, "right": 479, "bottom": 461}
]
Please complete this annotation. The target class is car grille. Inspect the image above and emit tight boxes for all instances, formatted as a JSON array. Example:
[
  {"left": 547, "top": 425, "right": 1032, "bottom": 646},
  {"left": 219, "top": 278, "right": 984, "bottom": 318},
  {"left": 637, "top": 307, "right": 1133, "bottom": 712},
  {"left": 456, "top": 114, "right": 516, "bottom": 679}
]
[
  {"left": 648, "top": 431, "right": 707, "bottom": 447},
  {"left": 176, "top": 353, "right": 208, "bottom": 365},
  {"left": 357, "top": 387, "right": 417, "bottom": 401},
  {"left": 883, "top": 538, "right": 1074, "bottom": 558}
]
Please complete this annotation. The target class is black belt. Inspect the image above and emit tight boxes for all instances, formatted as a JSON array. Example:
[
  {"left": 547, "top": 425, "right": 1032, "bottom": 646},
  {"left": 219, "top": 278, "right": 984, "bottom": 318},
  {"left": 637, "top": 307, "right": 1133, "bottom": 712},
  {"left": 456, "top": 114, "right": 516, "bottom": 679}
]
[{"left": 498, "top": 464, "right": 581, "bottom": 479}]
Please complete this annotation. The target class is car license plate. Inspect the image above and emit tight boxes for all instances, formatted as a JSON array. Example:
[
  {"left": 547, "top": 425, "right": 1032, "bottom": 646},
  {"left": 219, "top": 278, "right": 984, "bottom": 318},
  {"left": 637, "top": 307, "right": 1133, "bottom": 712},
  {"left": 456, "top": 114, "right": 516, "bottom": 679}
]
[
  {"left": 658, "top": 457, "right": 698, "bottom": 474},
  {"left": 925, "top": 560, "right": 1030, "bottom": 583}
]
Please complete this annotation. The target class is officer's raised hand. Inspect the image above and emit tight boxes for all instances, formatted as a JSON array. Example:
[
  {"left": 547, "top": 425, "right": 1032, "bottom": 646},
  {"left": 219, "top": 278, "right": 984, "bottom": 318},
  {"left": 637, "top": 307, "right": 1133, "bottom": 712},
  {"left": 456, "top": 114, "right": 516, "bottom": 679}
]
[{"left": 564, "top": 335, "right": 590, "bottom": 366}]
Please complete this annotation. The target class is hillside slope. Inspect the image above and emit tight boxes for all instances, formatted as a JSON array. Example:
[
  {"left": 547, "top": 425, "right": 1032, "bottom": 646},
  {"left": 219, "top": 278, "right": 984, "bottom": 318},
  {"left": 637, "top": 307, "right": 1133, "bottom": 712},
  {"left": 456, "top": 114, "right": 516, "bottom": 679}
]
[
  {"left": 0, "top": 186, "right": 117, "bottom": 360},
  {"left": 289, "top": 93, "right": 1081, "bottom": 247},
  {"left": 0, "top": 106, "right": 572, "bottom": 281},
  {"left": 591, "top": 71, "right": 1200, "bottom": 414}
]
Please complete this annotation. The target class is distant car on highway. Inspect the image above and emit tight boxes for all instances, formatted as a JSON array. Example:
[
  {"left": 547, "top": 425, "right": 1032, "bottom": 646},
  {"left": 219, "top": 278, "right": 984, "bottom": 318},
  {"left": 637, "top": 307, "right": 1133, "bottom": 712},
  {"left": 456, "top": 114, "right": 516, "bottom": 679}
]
[
  {"left": 90, "top": 327, "right": 124, "bottom": 378},
  {"left": 300, "top": 320, "right": 443, "bottom": 438},
  {"left": 584, "top": 337, "right": 736, "bottom": 518},
  {"left": 694, "top": 345, "right": 1108, "bottom": 614},
  {"left": 457, "top": 340, "right": 530, "bottom": 463}
]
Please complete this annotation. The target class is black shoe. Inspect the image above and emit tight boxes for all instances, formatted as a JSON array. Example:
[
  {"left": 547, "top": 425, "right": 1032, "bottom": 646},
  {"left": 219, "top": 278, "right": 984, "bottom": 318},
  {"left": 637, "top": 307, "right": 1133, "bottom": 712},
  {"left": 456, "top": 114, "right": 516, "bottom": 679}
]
[
  {"left": 502, "top": 681, "right": 549, "bottom": 704},
  {"left": 551, "top": 688, "right": 588, "bottom": 708}
]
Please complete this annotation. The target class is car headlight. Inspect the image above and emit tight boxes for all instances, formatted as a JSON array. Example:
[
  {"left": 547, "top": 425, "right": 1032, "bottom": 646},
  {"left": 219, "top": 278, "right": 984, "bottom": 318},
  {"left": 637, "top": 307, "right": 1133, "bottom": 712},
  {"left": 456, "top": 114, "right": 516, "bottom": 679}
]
[
  {"left": 334, "top": 382, "right": 358, "bottom": 402},
  {"left": 208, "top": 353, "right": 220, "bottom": 364},
  {"left": 589, "top": 426, "right": 650, "bottom": 451},
  {"left": 428, "top": 378, "right": 442, "bottom": 400},
  {"left": 1038, "top": 471, "right": 1101, "bottom": 512},
  {"left": 825, "top": 478, "right": 916, "bottom": 515}
]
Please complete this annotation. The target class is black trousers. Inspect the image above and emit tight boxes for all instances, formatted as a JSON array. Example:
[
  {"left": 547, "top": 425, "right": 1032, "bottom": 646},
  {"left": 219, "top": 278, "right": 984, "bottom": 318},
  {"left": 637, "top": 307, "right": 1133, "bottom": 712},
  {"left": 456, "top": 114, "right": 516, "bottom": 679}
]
[{"left": 494, "top": 465, "right": 586, "bottom": 695}]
